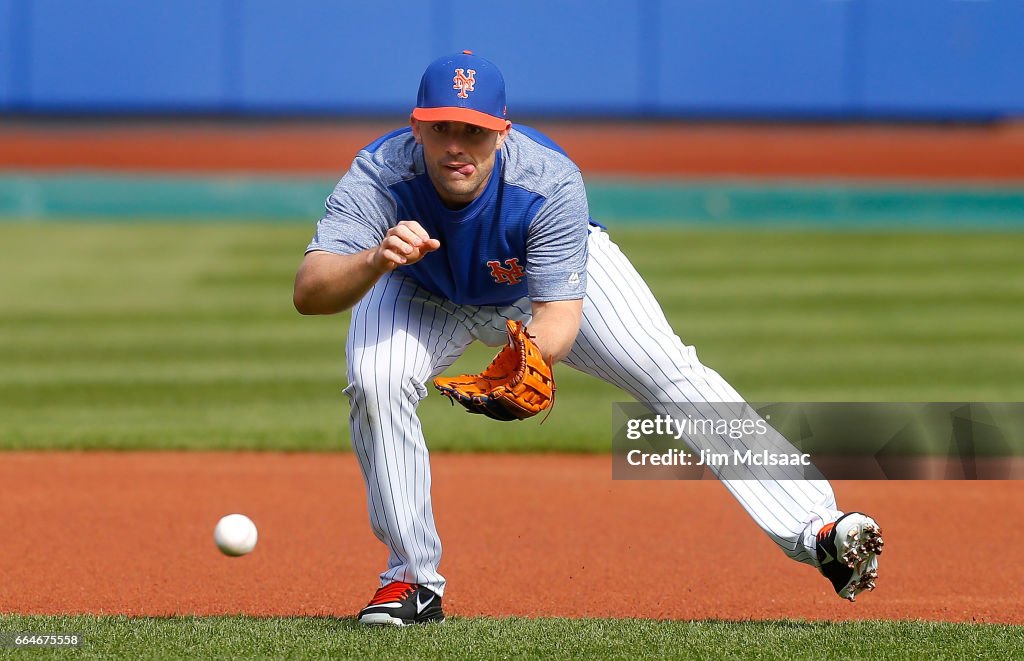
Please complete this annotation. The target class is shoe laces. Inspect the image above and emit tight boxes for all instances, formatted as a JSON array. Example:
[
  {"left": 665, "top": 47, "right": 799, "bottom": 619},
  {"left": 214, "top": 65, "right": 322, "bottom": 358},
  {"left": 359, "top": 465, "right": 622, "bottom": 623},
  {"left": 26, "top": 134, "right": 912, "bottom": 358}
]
[{"left": 367, "top": 581, "right": 416, "bottom": 605}]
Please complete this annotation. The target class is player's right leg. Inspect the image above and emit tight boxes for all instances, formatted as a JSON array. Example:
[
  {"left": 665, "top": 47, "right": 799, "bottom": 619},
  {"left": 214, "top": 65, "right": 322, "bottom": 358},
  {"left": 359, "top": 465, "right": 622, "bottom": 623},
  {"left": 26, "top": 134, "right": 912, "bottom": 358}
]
[{"left": 343, "top": 271, "right": 474, "bottom": 612}]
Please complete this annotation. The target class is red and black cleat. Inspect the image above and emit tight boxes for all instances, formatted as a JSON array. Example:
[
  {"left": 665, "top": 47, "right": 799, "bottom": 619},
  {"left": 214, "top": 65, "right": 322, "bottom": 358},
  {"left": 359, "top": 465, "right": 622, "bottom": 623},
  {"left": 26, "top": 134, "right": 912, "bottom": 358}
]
[{"left": 358, "top": 581, "right": 445, "bottom": 626}]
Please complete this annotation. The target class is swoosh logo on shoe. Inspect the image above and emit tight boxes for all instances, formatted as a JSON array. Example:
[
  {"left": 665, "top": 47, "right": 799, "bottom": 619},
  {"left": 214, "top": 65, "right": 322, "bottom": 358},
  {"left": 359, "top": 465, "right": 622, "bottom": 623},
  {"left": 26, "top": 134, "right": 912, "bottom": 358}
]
[{"left": 416, "top": 592, "right": 435, "bottom": 614}]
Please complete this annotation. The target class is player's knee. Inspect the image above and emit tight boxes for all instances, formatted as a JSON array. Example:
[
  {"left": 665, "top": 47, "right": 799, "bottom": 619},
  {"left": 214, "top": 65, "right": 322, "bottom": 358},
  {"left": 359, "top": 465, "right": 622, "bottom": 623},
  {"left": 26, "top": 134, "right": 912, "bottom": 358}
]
[
  {"left": 344, "top": 365, "right": 390, "bottom": 406},
  {"left": 344, "top": 362, "right": 425, "bottom": 407}
]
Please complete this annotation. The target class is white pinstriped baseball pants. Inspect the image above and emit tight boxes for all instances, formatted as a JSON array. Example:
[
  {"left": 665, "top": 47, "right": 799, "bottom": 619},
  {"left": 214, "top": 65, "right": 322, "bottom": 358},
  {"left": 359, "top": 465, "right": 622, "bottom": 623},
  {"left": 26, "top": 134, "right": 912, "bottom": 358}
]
[{"left": 343, "top": 226, "right": 840, "bottom": 596}]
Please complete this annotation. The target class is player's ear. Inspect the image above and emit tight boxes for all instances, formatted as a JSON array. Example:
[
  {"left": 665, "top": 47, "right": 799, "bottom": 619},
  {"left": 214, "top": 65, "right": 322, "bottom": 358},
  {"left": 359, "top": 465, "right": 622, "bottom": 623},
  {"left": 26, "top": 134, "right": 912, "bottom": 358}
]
[
  {"left": 495, "top": 121, "right": 512, "bottom": 149},
  {"left": 410, "top": 116, "right": 424, "bottom": 144}
]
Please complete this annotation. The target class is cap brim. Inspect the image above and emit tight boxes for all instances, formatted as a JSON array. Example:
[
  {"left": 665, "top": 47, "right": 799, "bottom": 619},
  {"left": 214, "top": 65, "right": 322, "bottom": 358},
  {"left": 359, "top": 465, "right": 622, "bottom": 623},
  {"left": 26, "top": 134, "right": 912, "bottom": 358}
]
[{"left": 412, "top": 107, "right": 509, "bottom": 131}]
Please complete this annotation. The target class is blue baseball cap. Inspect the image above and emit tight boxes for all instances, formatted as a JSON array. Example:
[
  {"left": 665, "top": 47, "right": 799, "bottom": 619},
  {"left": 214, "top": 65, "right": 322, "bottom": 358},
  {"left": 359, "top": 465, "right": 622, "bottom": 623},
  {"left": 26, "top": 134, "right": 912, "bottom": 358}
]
[{"left": 412, "top": 50, "right": 509, "bottom": 131}]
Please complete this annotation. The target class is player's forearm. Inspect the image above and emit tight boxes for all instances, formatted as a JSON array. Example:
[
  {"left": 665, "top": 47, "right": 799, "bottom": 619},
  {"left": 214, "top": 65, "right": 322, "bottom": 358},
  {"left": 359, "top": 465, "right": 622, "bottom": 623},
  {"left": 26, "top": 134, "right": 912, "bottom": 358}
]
[
  {"left": 293, "top": 249, "right": 387, "bottom": 315},
  {"left": 528, "top": 299, "right": 584, "bottom": 364},
  {"left": 295, "top": 221, "right": 441, "bottom": 315}
]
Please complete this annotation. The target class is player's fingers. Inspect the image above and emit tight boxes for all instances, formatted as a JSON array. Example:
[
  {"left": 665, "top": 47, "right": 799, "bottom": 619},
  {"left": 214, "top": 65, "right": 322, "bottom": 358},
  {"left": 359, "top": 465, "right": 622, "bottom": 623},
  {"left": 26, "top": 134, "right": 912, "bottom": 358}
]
[
  {"left": 382, "top": 234, "right": 415, "bottom": 255},
  {"left": 389, "top": 224, "right": 424, "bottom": 248},
  {"left": 396, "top": 220, "right": 433, "bottom": 243},
  {"left": 377, "top": 247, "right": 407, "bottom": 267},
  {"left": 376, "top": 230, "right": 436, "bottom": 269},
  {"left": 405, "top": 245, "right": 432, "bottom": 263}
]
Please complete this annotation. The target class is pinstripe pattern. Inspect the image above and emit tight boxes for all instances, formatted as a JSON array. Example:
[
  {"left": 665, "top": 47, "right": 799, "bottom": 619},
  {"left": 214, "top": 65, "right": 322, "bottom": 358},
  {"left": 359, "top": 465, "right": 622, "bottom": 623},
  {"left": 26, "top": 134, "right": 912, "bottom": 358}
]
[
  {"left": 345, "top": 273, "right": 476, "bottom": 595},
  {"left": 563, "top": 228, "right": 838, "bottom": 566},
  {"left": 344, "top": 228, "right": 840, "bottom": 595}
]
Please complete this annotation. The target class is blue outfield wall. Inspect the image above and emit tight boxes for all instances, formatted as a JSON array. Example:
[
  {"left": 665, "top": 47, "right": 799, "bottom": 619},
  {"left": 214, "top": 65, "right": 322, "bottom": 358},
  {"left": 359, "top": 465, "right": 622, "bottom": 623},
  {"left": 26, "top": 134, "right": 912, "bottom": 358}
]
[{"left": 1, "top": 0, "right": 1022, "bottom": 118}]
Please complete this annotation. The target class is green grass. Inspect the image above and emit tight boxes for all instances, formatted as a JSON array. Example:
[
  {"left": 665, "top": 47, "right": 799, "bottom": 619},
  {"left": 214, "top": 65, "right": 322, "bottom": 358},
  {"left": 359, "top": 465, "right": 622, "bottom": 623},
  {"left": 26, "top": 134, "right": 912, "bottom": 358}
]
[
  {"left": 0, "top": 615, "right": 1021, "bottom": 660},
  {"left": 2, "top": 222, "right": 1023, "bottom": 451}
]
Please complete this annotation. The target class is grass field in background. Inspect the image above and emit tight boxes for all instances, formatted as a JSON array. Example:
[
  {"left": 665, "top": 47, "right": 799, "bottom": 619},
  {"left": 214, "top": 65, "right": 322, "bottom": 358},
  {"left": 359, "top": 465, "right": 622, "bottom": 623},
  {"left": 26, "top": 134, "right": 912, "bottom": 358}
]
[
  {"left": 1, "top": 615, "right": 1021, "bottom": 660},
  {"left": 2, "top": 222, "right": 1022, "bottom": 452}
]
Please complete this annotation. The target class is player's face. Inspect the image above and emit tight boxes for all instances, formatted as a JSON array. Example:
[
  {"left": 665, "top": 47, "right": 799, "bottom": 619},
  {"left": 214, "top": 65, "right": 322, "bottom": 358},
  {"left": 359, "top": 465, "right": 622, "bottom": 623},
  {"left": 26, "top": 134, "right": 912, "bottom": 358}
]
[{"left": 412, "top": 120, "right": 509, "bottom": 209}]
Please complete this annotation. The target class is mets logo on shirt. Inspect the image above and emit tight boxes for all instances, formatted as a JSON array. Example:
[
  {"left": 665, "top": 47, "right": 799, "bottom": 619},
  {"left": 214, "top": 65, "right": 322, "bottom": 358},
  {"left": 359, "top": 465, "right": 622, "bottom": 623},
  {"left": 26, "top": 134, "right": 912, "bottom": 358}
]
[
  {"left": 453, "top": 68, "right": 476, "bottom": 99},
  {"left": 487, "top": 258, "right": 524, "bottom": 285}
]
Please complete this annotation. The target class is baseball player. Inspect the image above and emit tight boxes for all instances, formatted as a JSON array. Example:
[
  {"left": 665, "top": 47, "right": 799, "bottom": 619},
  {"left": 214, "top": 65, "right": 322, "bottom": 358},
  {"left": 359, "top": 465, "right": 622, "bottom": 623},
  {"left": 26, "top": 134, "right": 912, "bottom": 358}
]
[{"left": 293, "top": 51, "right": 883, "bottom": 626}]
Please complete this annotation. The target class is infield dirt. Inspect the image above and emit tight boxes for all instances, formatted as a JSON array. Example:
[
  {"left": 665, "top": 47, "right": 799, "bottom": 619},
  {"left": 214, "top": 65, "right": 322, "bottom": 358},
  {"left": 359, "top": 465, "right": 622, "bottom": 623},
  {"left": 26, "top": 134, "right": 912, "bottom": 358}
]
[{"left": 2, "top": 452, "right": 1020, "bottom": 624}]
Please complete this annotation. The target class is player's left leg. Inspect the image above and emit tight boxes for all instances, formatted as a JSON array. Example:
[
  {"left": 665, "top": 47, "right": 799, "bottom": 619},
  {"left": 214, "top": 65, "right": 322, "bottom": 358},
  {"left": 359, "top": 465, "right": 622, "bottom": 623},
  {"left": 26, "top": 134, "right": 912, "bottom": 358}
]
[{"left": 564, "top": 226, "right": 852, "bottom": 569}]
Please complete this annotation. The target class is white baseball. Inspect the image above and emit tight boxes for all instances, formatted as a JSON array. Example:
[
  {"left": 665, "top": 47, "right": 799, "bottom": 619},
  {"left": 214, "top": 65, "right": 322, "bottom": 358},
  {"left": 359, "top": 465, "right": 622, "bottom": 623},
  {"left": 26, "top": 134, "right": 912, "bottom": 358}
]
[{"left": 213, "top": 514, "right": 258, "bottom": 557}]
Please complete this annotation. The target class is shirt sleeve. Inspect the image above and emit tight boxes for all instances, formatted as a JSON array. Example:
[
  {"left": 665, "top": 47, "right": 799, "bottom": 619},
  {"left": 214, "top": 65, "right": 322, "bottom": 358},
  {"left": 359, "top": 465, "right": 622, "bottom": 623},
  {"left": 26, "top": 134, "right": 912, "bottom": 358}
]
[
  {"left": 526, "top": 170, "right": 590, "bottom": 301},
  {"left": 305, "top": 154, "right": 396, "bottom": 256}
]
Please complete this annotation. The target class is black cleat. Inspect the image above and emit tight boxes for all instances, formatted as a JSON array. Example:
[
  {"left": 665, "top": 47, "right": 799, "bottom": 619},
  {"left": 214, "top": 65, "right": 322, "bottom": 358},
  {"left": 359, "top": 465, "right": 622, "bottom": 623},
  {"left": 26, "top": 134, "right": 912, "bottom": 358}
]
[{"left": 358, "top": 581, "right": 445, "bottom": 626}]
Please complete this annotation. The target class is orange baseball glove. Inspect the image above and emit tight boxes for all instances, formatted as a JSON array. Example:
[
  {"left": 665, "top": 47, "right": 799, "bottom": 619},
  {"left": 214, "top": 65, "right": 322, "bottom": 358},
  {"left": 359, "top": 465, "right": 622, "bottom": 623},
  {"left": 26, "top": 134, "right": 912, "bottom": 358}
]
[{"left": 433, "top": 320, "right": 554, "bottom": 421}]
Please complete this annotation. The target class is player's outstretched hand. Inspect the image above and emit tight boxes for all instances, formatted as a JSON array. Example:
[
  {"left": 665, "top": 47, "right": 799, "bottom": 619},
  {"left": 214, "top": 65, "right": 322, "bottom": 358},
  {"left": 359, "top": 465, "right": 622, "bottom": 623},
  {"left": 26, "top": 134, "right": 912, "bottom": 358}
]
[{"left": 371, "top": 220, "right": 441, "bottom": 272}]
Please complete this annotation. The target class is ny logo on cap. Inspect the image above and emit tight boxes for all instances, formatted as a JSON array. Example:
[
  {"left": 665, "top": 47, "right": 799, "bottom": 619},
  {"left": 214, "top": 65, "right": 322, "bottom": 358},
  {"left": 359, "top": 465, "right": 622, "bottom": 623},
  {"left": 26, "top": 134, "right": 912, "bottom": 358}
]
[{"left": 453, "top": 68, "right": 476, "bottom": 99}]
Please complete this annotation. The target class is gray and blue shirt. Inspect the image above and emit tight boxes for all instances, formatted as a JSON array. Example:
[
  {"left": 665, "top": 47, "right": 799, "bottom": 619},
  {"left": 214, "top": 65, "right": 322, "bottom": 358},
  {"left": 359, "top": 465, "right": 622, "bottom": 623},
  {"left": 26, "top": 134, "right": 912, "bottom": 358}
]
[{"left": 306, "top": 124, "right": 592, "bottom": 306}]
